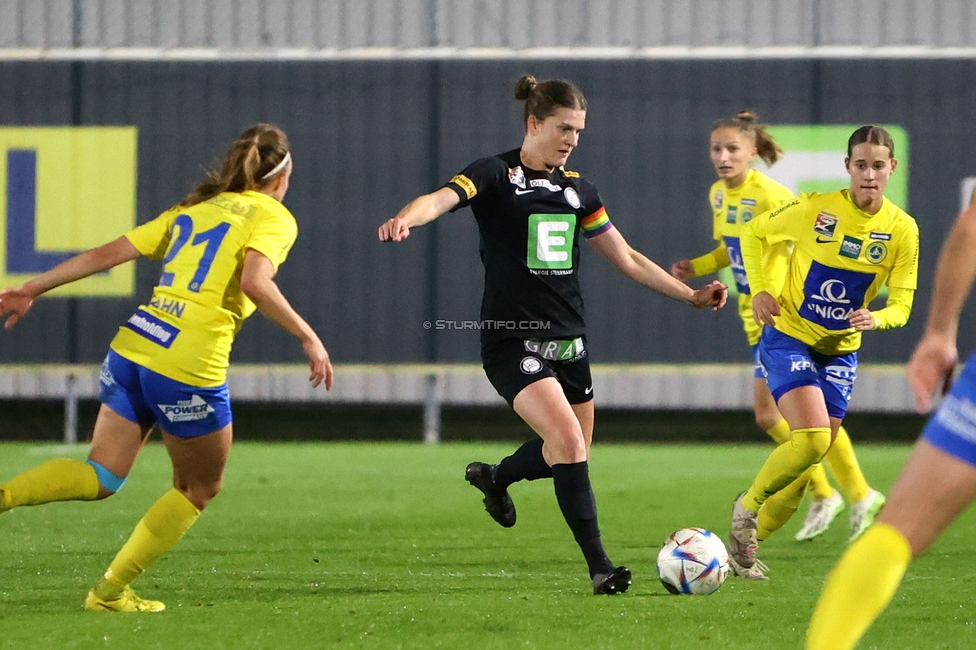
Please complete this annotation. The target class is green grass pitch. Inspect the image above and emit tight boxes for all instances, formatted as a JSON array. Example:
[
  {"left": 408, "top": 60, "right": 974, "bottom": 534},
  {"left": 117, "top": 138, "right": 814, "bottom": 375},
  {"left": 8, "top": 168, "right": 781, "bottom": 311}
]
[{"left": 1, "top": 441, "right": 974, "bottom": 649}]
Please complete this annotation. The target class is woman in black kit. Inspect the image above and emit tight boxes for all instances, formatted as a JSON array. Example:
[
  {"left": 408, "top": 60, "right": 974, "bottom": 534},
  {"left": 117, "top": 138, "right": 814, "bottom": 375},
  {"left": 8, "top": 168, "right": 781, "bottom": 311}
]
[{"left": 378, "top": 75, "right": 727, "bottom": 594}]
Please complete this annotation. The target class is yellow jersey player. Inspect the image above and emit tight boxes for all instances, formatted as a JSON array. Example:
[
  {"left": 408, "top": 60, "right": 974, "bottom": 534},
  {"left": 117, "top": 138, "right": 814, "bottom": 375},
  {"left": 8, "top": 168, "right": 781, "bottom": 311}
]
[
  {"left": 0, "top": 123, "right": 332, "bottom": 612},
  {"left": 727, "top": 126, "right": 919, "bottom": 579},
  {"left": 807, "top": 200, "right": 976, "bottom": 650},
  {"left": 673, "top": 114, "right": 885, "bottom": 575}
]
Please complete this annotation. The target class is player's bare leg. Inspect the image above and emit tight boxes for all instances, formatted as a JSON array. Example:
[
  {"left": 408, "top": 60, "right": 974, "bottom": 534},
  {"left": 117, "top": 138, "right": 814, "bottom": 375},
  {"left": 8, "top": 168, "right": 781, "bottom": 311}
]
[
  {"left": 807, "top": 441, "right": 976, "bottom": 649},
  {"left": 86, "top": 424, "right": 231, "bottom": 612}
]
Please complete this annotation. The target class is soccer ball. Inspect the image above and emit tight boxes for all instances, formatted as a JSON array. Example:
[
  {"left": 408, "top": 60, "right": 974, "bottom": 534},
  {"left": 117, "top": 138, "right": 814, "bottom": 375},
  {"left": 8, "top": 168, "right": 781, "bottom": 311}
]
[{"left": 656, "top": 527, "right": 729, "bottom": 595}]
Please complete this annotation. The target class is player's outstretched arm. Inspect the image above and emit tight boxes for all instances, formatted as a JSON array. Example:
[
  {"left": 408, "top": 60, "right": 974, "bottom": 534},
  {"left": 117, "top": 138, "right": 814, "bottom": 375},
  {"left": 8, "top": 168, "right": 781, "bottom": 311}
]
[
  {"left": 241, "top": 249, "right": 333, "bottom": 389},
  {"left": 0, "top": 236, "right": 140, "bottom": 329},
  {"left": 671, "top": 243, "right": 731, "bottom": 282},
  {"left": 907, "top": 202, "right": 976, "bottom": 411},
  {"left": 378, "top": 187, "right": 460, "bottom": 243},
  {"left": 670, "top": 259, "right": 696, "bottom": 281},
  {"left": 588, "top": 227, "right": 727, "bottom": 310}
]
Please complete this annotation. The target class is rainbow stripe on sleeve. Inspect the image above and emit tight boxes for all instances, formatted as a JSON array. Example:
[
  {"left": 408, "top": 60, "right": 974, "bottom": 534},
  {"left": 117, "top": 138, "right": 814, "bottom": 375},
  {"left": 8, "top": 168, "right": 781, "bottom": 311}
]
[{"left": 581, "top": 207, "right": 612, "bottom": 238}]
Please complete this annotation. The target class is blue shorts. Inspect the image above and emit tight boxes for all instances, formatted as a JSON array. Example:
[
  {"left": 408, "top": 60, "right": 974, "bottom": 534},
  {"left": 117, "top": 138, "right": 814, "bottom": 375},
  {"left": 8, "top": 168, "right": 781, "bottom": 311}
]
[
  {"left": 758, "top": 328, "right": 858, "bottom": 419},
  {"left": 922, "top": 351, "right": 976, "bottom": 466},
  {"left": 750, "top": 344, "right": 764, "bottom": 379},
  {"left": 99, "top": 349, "right": 232, "bottom": 438}
]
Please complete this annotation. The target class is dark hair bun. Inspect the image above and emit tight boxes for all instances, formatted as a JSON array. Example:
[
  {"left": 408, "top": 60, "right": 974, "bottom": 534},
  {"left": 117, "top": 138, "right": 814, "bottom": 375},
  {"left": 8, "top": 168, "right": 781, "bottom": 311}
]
[{"left": 514, "top": 75, "right": 538, "bottom": 101}]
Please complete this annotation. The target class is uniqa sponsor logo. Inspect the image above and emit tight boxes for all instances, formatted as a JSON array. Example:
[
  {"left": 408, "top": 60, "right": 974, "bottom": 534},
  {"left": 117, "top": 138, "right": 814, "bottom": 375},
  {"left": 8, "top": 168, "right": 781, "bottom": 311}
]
[
  {"left": 809, "top": 279, "right": 854, "bottom": 321},
  {"left": 727, "top": 246, "right": 743, "bottom": 269}
]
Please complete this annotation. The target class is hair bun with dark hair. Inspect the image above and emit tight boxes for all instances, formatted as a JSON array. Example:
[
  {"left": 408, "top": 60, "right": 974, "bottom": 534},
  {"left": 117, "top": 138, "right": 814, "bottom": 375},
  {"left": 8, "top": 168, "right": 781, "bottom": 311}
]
[
  {"left": 514, "top": 75, "right": 539, "bottom": 101},
  {"left": 736, "top": 110, "right": 759, "bottom": 123}
]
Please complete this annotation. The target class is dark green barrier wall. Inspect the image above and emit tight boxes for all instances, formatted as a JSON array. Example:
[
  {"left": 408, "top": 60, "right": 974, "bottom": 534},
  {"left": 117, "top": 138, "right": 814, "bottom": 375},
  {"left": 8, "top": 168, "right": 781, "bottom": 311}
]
[{"left": 1, "top": 59, "right": 974, "bottom": 365}]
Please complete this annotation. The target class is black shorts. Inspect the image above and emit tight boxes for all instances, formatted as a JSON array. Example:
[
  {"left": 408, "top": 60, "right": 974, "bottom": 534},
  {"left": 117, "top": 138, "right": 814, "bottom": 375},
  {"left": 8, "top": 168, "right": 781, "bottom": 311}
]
[{"left": 481, "top": 336, "right": 593, "bottom": 407}]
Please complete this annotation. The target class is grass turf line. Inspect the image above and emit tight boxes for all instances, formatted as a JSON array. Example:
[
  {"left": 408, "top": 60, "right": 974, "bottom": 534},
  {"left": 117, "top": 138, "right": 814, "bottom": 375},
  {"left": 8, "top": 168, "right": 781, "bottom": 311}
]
[{"left": 0, "top": 441, "right": 973, "bottom": 649}]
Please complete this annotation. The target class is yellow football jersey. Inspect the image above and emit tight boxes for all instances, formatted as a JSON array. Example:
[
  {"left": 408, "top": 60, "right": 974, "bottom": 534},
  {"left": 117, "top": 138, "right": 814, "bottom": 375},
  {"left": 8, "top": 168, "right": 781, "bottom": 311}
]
[
  {"left": 699, "top": 170, "right": 794, "bottom": 345},
  {"left": 110, "top": 191, "right": 298, "bottom": 386},
  {"left": 742, "top": 190, "right": 919, "bottom": 354}
]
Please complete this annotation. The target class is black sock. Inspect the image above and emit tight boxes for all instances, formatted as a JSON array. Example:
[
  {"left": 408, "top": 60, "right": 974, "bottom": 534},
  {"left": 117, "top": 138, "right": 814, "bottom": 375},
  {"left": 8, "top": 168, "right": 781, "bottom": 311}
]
[
  {"left": 551, "top": 461, "right": 613, "bottom": 578},
  {"left": 494, "top": 439, "right": 552, "bottom": 489}
]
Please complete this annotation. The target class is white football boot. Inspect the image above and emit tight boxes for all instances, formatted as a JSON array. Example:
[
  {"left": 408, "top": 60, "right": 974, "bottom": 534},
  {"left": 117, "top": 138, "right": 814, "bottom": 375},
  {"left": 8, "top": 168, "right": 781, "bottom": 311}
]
[
  {"left": 849, "top": 489, "right": 886, "bottom": 541},
  {"left": 794, "top": 491, "right": 845, "bottom": 541}
]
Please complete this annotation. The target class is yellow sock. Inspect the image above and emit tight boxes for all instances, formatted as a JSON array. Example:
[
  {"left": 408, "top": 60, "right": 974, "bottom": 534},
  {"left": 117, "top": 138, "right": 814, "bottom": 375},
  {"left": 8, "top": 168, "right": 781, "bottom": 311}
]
[
  {"left": 765, "top": 420, "right": 835, "bottom": 501},
  {"left": 94, "top": 489, "right": 200, "bottom": 598},
  {"left": 743, "top": 427, "right": 831, "bottom": 512},
  {"left": 805, "top": 464, "right": 836, "bottom": 501},
  {"left": 824, "top": 426, "right": 871, "bottom": 503},
  {"left": 806, "top": 523, "right": 912, "bottom": 650},
  {"left": 764, "top": 419, "right": 791, "bottom": 444},
  {"left": 758, "top": 467, "right": 813, "bottom": 541},
  {"left": 0, "top": 459, "right": 99, "bottom": 511}
]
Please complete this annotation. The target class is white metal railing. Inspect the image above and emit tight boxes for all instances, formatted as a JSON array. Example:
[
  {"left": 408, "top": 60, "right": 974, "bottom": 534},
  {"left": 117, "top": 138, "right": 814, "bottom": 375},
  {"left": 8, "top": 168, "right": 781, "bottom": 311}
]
[
  {"left": 3, "top": 45, "right": 976, "bottom": 61},
  {"left": 2, "top": 0, "right": 975, "bottom": 52},
  {"left": 0, "top": 363, "right": 918, "bottom": 443}
]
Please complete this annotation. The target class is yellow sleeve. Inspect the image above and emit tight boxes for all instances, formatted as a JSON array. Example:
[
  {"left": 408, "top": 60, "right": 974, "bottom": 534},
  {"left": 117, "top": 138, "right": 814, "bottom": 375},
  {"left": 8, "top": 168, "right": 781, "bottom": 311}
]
[
  {"left": 767, "top": 183, "right": 796, "bottom": 209},
  {"left": 246, "top": 204, "right": 298, "bottom": 271},
  {"left": 690, "top": 242, "right": 730, "bottom": 276},
  {"left": 741, "top": 197, "right": 804, "bottom": 294},
  {"left": 124, "top": 208, "right": 178, "bottom": 260},
  {"left": 763, "top": 240, "right": 792, "bottom": 297},
  {"left": 887, "top": 219, "right": 920, "bottom": 290},
  {"left": 708, "top": 186, "right": 723, "bottom": 240},
  {"left": 871, "top": 286, "right": 915, "bottom": 330}
]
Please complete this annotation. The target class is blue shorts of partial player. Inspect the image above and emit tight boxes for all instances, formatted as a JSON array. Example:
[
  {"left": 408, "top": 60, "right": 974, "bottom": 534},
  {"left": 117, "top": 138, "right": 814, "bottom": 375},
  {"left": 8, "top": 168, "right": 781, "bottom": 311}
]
[
  {"left": 99, "top": 349, "right": 232, "bottom": 438},
  {"left": 750, "top": 343, "right": 764, "bottom": 379},
  {"left": 757, "top": 327, "right": 858, "bottom": 420},
  {"left": 922, "top": 351, "right": 976, "bottom": 466}
]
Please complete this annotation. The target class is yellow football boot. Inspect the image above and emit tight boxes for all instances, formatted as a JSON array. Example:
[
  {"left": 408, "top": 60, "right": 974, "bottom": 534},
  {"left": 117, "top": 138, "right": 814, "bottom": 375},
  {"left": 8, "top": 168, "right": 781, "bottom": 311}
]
[{"left": 84, "top": 586, "right": 165, "bottom": 612}]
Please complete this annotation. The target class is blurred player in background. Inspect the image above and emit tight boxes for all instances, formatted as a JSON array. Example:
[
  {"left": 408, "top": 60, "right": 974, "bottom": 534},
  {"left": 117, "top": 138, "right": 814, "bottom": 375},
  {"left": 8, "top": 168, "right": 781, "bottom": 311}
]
[
  {"left": 727, "top": 126, "right": 919, "bottom": 578},
  {"left": 379, "top": 75, "right": 727, "bottom": 594},
  {"left": 806, "top": 199, "right": 976, "bottom": 649},
  {"left": 0, "top": 123, "right": 332, "bottom": 612},
  {"left": 672, "top": 113, "right": 887, "bottom": 579}
]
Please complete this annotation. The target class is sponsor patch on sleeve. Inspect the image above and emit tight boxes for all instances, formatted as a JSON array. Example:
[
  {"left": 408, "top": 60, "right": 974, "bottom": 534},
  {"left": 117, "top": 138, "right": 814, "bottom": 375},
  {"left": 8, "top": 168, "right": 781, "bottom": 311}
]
[{"left": 449, "top": 174, "right": 477, "bottom": 200}]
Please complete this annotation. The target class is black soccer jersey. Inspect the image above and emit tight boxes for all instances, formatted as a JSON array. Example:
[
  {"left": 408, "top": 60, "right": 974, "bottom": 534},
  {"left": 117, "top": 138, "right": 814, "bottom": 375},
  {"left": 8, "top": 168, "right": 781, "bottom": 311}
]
[{"left": 444, "top": 149, "right": 613, "bottom": 343}]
